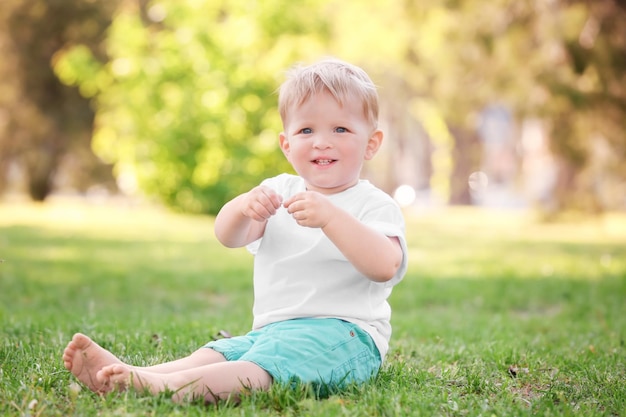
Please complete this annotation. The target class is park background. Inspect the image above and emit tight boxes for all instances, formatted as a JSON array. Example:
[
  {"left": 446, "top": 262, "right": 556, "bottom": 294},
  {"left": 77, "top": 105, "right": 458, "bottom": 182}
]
[
  {"left": 1, "top": 0, "right": 625, "bottom": 213},
  {"left": 0, "top": 1, "right": 625, "bottom": 416}
]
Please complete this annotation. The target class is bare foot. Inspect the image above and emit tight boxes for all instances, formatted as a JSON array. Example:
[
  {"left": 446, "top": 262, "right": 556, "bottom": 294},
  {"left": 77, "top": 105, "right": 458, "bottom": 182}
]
[
  {"left": 99, "top": 364, "right": 171, "bottom": 396},
  {"left": 62, "top": 333, "right": 124, "bottom": 393}
]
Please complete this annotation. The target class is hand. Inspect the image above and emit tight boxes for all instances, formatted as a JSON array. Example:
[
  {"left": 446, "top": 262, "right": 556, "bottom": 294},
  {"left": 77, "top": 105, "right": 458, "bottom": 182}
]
[
  {"left": 240, "top": 186, "right": 283, "bottom": 222},
  {"left": 283, "top": 191, "right": 334, "bottom": 228}
]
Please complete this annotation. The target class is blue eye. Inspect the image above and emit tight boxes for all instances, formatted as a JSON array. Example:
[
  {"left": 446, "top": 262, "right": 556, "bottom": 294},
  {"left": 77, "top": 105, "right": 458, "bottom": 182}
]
[
  {"left": 335, "top": 127, "right": 347, "bottom": 133},
  {"left": 300, "top": 128, "right": 312, "bottom": 134}
]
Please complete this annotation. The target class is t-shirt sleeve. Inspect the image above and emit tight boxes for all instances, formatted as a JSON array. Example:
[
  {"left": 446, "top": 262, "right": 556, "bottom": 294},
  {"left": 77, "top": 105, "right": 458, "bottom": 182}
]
[{"left": 361, "top": 199, "right": 408, "bottom": 288}]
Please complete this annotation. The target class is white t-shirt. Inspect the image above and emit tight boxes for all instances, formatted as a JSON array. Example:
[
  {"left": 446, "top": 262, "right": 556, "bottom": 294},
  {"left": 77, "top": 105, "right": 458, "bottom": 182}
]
[{"left": 247, "top": 173, "right": 408, "bottom": 359}]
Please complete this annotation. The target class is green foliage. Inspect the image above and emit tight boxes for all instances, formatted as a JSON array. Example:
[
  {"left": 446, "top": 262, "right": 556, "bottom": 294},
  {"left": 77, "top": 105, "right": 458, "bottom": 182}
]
[
  {"left": 50, "top": 0, "right": 626, "bottom": 212},
  {"left": 54, "top": 0, "right": 333, "bottom": 214},
  {"left": 1, "top": 203, "right": 625, "bottom": 416}
]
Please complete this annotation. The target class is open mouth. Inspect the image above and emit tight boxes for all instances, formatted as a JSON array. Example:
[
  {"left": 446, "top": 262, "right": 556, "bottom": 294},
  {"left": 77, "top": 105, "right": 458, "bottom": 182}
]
[{"left": 313, "top": 159, "right": 336, "bottom": 166}]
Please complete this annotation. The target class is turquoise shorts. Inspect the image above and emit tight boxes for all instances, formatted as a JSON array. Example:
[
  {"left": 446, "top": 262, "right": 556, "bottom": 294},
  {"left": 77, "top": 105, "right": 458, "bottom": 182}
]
[{"left": 204, "top": 318, "right": 381, "bottom": 393}]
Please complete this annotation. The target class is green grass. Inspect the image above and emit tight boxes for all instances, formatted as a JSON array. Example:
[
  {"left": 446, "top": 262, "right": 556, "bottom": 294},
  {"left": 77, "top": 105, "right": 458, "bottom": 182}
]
[{"left": 1, "top": 201, "right": 625, "bottom": 416}]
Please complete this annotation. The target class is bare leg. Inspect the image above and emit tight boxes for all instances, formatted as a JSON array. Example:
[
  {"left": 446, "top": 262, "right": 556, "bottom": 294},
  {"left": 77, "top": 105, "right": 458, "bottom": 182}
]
[
  {"left": 138, "top": 348, "right": 227, "bottom": 374},
  {"left": 63, "top": 333, "right": 227, "bottom": 394},
  {"left": 99, "top": 360, "right": 272, "bottom": 403},
  {"left": 62, "top": 333, "right": 125, "bottom": 393}
]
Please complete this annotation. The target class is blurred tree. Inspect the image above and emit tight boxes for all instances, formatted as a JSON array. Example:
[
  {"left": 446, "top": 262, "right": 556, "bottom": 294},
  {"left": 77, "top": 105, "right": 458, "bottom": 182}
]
[
  {"left": 55, "top": 0, "right": 330, "bottom": 214},
  {"left": 330, "top": 0, "right": 625, "bottom": 210},
  {"left": 326, "top": 0, "right": 503, "bottom": 204},
  {"left": 536, "top": 0, "right": 626, "bottom": 212},
  {"left": 436, "top": 0, "right": 626, "bottom": 211},
  {"left": 0, "top": 0, "right": 118, "bottom": 200},
  {"left": 52, "top": 0, "right": 625, "bottom": 213}
]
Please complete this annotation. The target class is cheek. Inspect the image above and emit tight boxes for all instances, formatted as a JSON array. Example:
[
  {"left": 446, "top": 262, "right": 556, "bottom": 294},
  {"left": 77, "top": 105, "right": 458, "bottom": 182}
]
[
  {"left": 288, "top": 143, "right": 306, "bottom": 156},
  {"left": 284, "top": 145, "right": 305, "bottom": 164}
]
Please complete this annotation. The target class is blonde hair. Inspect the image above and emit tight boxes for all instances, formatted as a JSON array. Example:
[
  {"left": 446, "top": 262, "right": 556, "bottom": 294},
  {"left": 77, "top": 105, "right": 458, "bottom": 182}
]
[{"left": 278, "top": 58, "right": 379, "bottom": 129}]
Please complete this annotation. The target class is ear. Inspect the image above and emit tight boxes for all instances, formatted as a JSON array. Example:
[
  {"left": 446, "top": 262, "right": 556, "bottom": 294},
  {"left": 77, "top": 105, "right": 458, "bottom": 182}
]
[
  {"left": 279, "top": 132, "right": 290, "bottom": 159},
  {"left": 364, "top": 129, "right": 383, "bottom": 160}
]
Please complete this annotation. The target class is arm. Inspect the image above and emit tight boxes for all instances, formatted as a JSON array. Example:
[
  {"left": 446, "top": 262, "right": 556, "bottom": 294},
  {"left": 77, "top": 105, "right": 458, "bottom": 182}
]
[
  {"left": 283, "top": 192, "right": 403, "bottom": 282},
  {"left": 214, "top": 185, "right": 283, "bottom": 248}
]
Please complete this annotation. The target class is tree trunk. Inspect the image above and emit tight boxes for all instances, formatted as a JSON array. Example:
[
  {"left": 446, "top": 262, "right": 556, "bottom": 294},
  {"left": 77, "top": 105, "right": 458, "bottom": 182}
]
[{"left": 449, "top": 126, "right": 481, "bottom": 205}]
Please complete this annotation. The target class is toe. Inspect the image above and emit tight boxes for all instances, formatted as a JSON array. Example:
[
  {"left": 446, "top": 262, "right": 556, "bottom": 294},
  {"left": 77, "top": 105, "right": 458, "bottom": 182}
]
[{"left": 72, "top": 333, "right": 92, "bottom": 349}]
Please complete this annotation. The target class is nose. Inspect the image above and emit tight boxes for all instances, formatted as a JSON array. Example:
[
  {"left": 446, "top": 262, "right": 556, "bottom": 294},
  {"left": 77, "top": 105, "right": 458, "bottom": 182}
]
[{"left": 312, "top": 133, "right": 332, "bottom": 149}]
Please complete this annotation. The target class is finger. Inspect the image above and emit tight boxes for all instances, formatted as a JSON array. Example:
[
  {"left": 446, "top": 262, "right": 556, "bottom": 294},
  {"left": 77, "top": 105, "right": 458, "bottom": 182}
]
[
  {"left": 283, "top": 192, "right": 305, "bottom": 208},
  {"left": 254, "top": 191, "right": 278, "bottom": 212},
  {"left": 292, "top": 211, "right": 306, "bottom": 224},
  {"left": 285, "top": 201, "right": 302, "bottom": 215},
  {"left": 244, "top": 199, "right": 274, "bottom": 221},
  {"left": 259, "top": 187, "right": 283, "bottom": 210},
  {"left": 268, "top": 193, "right": 283, "bottom": 209},
  {"left": 243, "top": 207, "right": 268, "bottom": 222}
]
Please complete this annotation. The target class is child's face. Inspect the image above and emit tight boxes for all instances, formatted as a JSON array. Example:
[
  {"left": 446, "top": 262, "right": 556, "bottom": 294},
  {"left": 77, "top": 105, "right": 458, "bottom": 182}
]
[{"left": 279, "top": 89, "right": 382, "bottom": 195}]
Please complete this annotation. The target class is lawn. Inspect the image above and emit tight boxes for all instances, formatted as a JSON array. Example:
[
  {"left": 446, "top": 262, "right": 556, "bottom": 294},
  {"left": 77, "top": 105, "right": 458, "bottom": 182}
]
[{"left": 0, "top": 200, "right": 625, "bottom": 416}]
